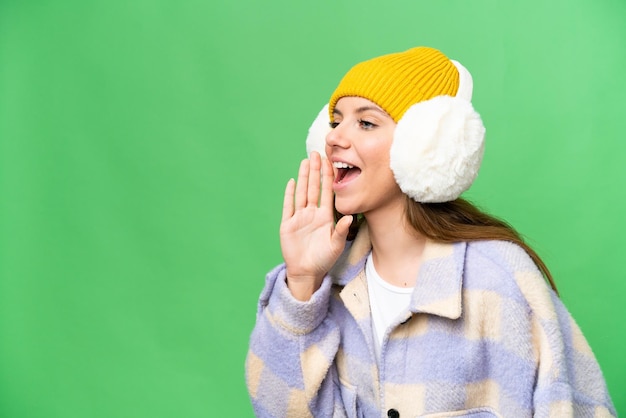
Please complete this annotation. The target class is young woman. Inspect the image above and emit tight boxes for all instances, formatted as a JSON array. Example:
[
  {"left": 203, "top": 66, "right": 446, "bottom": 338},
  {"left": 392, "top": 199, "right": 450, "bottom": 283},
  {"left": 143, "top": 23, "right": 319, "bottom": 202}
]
[{"left": 246, "top": 47, "right": 615, "bottom": 417}]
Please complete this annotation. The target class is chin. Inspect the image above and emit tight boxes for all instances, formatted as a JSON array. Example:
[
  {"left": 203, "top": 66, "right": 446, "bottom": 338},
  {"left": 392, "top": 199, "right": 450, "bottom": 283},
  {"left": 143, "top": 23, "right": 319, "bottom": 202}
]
[
  {"left": 334, "top": 198, "right": 363, "bottom": 217},
  {"left": 335, "top": 200, "right": 359, "bottom": 215}
]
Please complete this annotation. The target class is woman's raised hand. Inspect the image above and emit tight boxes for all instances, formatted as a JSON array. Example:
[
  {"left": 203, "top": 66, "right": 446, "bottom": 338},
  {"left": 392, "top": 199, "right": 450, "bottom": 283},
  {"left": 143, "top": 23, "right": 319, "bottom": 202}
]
[{"left": 280, "top": 151, "right": 353, "bottom": 301}]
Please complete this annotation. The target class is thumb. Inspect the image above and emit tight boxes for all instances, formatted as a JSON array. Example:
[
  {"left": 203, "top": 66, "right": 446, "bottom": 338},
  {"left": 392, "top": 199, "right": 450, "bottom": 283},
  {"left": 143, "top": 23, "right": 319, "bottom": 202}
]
[{"left": 331, "top": 215, "right": 353, "bottom": 248}]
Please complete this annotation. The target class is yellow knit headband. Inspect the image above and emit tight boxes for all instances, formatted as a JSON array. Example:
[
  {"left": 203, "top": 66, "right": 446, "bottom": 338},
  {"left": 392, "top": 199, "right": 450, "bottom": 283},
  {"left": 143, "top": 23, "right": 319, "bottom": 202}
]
[{"left": 328, "top": 47, "right": 460, "bottom": 123}]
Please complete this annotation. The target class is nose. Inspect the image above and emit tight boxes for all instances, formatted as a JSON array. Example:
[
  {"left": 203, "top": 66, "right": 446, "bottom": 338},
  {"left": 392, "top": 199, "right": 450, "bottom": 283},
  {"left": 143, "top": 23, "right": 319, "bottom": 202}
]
[{"left": 325, "top": 123, "right": 350, "bottom": 149}]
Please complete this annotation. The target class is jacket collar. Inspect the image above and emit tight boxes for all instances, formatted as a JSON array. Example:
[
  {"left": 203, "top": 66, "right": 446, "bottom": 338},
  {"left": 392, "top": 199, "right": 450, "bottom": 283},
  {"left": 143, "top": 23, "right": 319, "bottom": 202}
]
[{"left": 330, "top": 222, "right": 465, "bottom": 320}]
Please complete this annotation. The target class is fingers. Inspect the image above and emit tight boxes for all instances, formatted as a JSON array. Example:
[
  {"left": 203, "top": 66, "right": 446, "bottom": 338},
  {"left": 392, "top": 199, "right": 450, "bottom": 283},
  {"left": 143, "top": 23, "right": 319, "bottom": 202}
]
[
  {"left": 320, "top": 156, "right": 335, "bottom": 210},
  {"left": 332, "top": 215, "right": 353, "bottom": 248},
  {"left": 281, "top": 178, "right": 295, "bottom": 222},
  {"left": 306, "top": 152, "right": 321, "bottom": 206},
  {"left": 290, "top": 152, "right": 331, "bottom": 214},
  {"left": 294, "top": 158, "right": 310, "bottom": 210}
]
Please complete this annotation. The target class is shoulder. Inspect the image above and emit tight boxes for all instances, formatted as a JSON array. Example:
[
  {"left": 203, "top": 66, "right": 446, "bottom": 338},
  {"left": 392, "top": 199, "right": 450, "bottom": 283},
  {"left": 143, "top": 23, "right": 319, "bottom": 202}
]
[
  {"left": 462, "top": 240, "right": 552, "bottom": 307},
  {"left": 466, "top": 240, "right": 540, "bottom": 274}
]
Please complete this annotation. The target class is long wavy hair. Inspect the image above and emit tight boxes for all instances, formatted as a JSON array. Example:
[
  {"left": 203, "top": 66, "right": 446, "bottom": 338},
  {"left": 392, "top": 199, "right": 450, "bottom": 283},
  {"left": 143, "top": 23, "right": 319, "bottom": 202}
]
[{"left": 339, "top": 196, "right": 557, "bottom": 294}]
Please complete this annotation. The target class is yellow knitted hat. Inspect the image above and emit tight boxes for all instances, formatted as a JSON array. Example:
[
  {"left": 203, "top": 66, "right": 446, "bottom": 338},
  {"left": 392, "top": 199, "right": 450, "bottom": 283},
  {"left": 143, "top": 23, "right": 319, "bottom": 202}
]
[{"left": 328, "top": 47, "right": 460, "bottom": 122}]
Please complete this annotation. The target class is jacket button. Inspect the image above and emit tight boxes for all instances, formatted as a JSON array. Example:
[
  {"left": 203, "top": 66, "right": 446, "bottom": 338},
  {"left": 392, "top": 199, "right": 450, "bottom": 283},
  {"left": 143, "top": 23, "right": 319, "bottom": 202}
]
[{"left": 387, "top": 409, "right": 400, "bottom": 418}]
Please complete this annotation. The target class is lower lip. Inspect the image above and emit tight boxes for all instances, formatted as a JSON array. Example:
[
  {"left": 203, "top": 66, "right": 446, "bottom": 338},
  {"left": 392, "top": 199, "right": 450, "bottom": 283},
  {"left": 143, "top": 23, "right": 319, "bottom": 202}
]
[{"left": 333, "top": 173, "right": 360, "bottom": 192}]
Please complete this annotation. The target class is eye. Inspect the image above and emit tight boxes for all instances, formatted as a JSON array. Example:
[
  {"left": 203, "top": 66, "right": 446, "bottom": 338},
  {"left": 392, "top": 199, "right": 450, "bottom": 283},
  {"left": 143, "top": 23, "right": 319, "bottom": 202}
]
[
  {"left": 358, "top": 119, "right": 377, "bottom": 130},
  {"left": 329, "top": 121, "right": 340, "bottom": 129}
]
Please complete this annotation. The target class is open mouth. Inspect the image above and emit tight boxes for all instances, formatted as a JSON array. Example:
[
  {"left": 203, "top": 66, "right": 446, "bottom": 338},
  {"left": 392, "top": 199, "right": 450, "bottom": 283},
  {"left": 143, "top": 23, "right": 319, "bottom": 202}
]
[{"left": 333, "top": 161, "right": 361, "bottom": 183}]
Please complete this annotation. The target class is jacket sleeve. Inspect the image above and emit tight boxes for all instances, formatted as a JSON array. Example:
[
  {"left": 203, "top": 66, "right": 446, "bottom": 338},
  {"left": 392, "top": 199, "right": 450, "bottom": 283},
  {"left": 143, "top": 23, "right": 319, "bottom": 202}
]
[
  {"left": 245, "top": 264, "right": 347, "bottom": 418},
  {"left": 513, "top": 264, "right": 616, "bottom": 417}
]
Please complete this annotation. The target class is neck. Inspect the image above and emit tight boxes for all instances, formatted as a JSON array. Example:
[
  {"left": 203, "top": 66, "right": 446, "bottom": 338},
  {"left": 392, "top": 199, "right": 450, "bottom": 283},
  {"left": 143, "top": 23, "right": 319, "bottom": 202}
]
[{"left": 364, "top": 200, "right": 427, "bottom": 288}]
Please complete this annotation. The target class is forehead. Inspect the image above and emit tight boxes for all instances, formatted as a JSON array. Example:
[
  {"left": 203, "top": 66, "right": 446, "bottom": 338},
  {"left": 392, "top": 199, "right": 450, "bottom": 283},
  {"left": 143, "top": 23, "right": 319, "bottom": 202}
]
[{"left": 333, "top": 96, "right": 389, "bottom": 117}]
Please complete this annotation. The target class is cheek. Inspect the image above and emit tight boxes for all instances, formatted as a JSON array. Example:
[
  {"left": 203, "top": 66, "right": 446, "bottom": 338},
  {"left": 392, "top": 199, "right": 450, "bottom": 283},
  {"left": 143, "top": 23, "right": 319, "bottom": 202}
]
[
  {"left": 366, "top": 138, "right": 393, "bottom": 165},
  {"left": 380, "top": 137, "right": 394, "bottom": 164}
]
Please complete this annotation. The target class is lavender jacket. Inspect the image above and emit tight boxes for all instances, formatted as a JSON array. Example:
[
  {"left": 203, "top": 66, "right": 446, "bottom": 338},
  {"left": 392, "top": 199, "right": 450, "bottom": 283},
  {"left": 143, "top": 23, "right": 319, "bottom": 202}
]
[{"left": 246, "top": 225, "right": 615, "bottom": 417}]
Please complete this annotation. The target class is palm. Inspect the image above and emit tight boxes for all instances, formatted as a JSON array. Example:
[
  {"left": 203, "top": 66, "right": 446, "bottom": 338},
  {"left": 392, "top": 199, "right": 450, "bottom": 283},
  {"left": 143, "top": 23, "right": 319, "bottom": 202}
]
[{"left": 281, "top": 201, "right": 336, "bottom": 277}]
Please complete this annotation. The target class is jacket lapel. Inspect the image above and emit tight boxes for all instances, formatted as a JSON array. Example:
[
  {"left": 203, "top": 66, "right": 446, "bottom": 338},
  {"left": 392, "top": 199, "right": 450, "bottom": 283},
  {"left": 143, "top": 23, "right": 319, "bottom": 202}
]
[{"left": 330, "top": 222, "right": 466, "bottom": 321}]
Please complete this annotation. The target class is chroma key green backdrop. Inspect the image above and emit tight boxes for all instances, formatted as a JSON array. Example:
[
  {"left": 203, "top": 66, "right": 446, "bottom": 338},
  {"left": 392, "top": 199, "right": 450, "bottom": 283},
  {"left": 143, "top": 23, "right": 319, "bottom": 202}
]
[{"left": 0, "top": 0, "right": 624, "bottom": 416}]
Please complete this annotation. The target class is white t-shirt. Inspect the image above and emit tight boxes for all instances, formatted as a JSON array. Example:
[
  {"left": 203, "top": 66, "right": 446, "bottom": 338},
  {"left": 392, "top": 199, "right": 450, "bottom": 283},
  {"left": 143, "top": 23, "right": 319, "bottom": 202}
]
[{"left": 365, "top": 253, "right": 414, "bottom": 361}]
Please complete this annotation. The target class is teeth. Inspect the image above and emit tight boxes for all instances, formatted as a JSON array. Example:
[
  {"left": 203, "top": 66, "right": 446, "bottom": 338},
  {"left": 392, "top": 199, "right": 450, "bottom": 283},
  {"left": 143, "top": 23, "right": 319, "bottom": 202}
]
[{"left": 333, "top": 162, "right": 354, "bottom": 169}]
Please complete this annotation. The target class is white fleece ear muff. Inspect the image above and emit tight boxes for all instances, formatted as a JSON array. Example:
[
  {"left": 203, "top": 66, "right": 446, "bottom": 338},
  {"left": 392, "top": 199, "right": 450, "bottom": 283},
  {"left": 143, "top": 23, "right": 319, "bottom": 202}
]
[
  {"left": 305, "top": 104, "right": 330, "bottom": 157},
  {"left": 390, "top": 95, "right": 485, "bottom": 202},
  {"left": 389, "top": 59, "right": 485, "bottom": 203},
  {"left": 451, "top": 59, "right": 473, "bottom": 101}
]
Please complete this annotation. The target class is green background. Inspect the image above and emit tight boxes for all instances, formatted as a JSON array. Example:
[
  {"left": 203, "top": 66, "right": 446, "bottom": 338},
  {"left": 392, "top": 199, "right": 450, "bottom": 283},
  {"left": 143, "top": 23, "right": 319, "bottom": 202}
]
[{"left": 1, "top": 0, "right": 624, "bottom": 416}]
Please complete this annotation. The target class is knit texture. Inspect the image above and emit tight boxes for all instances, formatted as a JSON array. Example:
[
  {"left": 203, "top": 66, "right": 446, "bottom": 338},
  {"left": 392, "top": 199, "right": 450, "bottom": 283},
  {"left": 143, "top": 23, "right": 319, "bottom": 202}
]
[
  {"left": 246, "top": 224, "right": 616, "bottom": 417},
  {"left": 329, "top": 47, "right": 460, "bottom": 122}
]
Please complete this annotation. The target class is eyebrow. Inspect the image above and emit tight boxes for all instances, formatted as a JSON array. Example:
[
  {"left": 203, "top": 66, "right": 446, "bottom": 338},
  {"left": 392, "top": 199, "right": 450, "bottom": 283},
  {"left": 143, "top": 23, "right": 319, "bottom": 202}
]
[{"left": 332, "top": 105, "right": 388, "bottom": 117}]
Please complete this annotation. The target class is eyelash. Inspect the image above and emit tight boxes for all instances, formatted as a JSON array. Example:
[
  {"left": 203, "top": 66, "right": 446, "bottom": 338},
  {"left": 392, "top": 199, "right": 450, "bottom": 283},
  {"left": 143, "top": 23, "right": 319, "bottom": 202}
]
[
  {"left": 329, "top": 119, "right": 377, "bottom": 129},
  {"left": 358, "top": 119, "right": 376, "bottom": 129}
]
